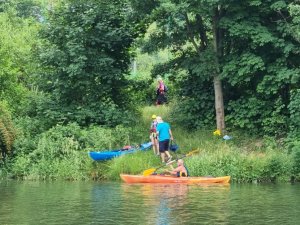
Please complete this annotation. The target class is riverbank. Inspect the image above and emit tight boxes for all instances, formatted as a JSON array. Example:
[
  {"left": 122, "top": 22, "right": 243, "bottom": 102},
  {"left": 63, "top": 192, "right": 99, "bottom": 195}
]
[{"left": 0, "top": 106, "right": 299, "bottom": 183}]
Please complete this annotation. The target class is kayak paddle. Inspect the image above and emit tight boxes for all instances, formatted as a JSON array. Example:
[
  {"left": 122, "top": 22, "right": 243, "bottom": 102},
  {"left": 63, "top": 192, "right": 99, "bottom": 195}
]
[{"left": 142, "top": 149, "right": 199, "bottom": 176}]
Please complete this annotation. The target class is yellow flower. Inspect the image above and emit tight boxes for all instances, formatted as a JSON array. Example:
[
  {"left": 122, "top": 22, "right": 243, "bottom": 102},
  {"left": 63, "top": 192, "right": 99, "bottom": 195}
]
[{"left": 213, "top": 129, "right": 221, "bottom": 136}]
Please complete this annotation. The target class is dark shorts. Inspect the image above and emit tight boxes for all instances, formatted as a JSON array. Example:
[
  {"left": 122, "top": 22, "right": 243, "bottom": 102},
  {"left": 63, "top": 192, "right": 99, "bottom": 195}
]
[
  {"left": 157, "top": 93, "right": 167, "bottom": 105},
  {"left": 159, "top": 140, "right": 170, "bottom": 153}
]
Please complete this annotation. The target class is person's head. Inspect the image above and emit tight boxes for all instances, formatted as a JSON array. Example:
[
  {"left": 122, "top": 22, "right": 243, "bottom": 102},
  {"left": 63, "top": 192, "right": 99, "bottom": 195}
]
[
  {"left": 156, "top": 116, "right": 163, "bottom": 123},
  {"left": 177, "top": 159, "right": 184, "bottom": 166},
  {"left": 151, "top": 114, "right": 157, "bottom": 120},
  {"left": 157, "top": 77, "right": 163, "bottom": 84}
]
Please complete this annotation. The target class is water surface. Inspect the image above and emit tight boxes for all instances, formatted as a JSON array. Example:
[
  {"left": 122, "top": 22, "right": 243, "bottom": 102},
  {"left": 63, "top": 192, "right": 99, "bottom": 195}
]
[{"left": 0, "top": 181, "right": 299, "bottom": 225}]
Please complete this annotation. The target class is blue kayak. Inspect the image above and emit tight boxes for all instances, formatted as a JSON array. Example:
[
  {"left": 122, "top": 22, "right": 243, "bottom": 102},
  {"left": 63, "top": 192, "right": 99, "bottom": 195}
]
[{"left": 89, "top": 142, "right": 152, "bottom": 161}]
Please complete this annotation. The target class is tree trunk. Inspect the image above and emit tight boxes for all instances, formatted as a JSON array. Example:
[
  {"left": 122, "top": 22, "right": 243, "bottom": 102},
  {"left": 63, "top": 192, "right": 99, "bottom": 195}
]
[
  {"left": 213, "top": 76, "right": 225, "bottom": 132},
  {"left": 212, "top": 7, "right": 226, "bottom": 133}
]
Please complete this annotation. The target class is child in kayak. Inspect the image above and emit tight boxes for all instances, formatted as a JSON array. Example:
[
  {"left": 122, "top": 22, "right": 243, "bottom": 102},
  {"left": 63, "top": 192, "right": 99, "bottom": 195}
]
[{"left": 169, "top": 159, "right": 189, "bottom": 177}]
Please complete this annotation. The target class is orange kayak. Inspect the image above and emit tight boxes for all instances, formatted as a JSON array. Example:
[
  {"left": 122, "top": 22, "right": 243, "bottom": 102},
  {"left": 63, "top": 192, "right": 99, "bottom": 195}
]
[{"left": 120, "top": 174, "right": 230, "bottom": 184}]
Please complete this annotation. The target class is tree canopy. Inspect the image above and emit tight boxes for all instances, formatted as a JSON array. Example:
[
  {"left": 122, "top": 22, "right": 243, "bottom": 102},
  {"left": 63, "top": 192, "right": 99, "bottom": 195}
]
[
  {"left": 0, "top": 0, "right": 299, "bottom": 137},
  {"left": 130, "top": 0, "right": 300, "bottom": 136},
  {"left": 0, "top": 0, "right": 300, "bottom": 179},
  {"left": 33, "top": 0, "right": 139, "bottom": 126}
]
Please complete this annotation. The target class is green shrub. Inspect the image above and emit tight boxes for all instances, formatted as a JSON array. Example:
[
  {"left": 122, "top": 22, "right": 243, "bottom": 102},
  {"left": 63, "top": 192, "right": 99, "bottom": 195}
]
[
  {"left": 0, "top": 102, "right": 16, "bottom": 159},
  {"left": 106, "top": 151, "right": 161, "bottom": 180},
  {"left": 288, "top": 89, "right": 300, "bottom": 136},
  {"left": 290, "top": 141, "right": 300, "bottom": 181},
  {"left": 10, "top": 154, "right": 32, "bottom": 178},
  {"left": 9, "top": 120, "right": 153, "bottom": 180},
  {"left": 226, "top": 97, "right": 288, "bottom": 136},
  {"left": 5, "top": 106, "right": 298, "bottom": 182},
  {"left": 262, "top": 152, "right": 293, "bottom": 182},
  {"left": 186, "top": 147, "right": 293, "bottom": 183}
]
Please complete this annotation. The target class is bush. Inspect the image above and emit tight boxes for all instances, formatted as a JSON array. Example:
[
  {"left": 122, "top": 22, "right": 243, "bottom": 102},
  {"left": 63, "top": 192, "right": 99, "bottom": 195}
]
[
  {"left": 4, "top": 105, "right": 298, "bottom": 182},
  {"left": 226, "top": 97, "right": 287, "bottom": 136},
  {"left": 262, "top": 153, "right": 293, "bottom": 182},
  {"left": 105, "top": 151, "right": 161, "bottom": 180},
  {"left": 170, "top": 95, "right": 215, "bottom": 130},
  {"left": 288, "top": 89, "right": 300, "bottom": 136},
  {"left": 186, "top": 148, "right": 293, "bottom": 183},
  {"left": 289, "top": 140, "right": 300, "bottom": 181},
  {"left": 9, "top": 120, "right": 152, "bottom": 180},
  {"left": 0, "top": 102, "right": 16, "bottom": 159}
]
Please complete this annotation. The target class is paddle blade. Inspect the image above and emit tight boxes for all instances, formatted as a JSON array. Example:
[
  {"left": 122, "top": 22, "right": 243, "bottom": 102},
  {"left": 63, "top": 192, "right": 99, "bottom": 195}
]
[{"left": 143, "top": 168, "right": 156, "bottom": 176}]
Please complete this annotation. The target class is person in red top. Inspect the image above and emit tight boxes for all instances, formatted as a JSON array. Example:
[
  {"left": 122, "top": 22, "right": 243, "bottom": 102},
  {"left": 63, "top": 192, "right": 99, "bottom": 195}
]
[{"left": 156, "top": 78, "right": 167, "bottom": 105}]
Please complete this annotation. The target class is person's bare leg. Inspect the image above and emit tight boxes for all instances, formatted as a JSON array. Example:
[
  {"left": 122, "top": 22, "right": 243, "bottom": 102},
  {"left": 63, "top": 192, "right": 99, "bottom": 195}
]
[
  {"left": 153, "top": 147, "right": 157, "bottom": 155},
  {"left": 155, "top": 139, "right": 159, "bottom": 155},
  {"left": 161, "top": 152, "right": 166, "bottom": 163},
  {"left": 165, "top": 151, "right": 171, "bottom": 158},
  {"left": 151, "top": 137, "right": 156, "bottom": 155},
  {"left": 165, "top": 151, "right": 172, "bottom": 162}
]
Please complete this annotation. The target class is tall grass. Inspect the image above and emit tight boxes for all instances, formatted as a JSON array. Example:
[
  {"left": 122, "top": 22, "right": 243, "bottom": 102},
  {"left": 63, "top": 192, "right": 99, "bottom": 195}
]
[
  {"left": 105, "top": 151, "right": 161, "bottom": 180},
  {"left": 187, "top": 148, "right": 293, "bottom": 183},
  {"left": 102, "top": 141, "right": 293, "bottom": 183},
  {"left": 4, "top": 105, "right": 298, "bottom": 183},
  {"left": 140, "top": 105, "right": 171, "bottom": 126},
  {"left": 103, "top": 106, "right": 296, "bottom": 183}
]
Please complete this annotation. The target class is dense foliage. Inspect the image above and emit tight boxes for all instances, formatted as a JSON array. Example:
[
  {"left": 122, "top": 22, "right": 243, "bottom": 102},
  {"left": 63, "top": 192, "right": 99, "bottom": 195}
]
[
  {"left": 0, "top": 106, "right": 299, "bottom": 182},
  {"left": 30, "top": 0, "right": 139, "bottom": 126},
  {"left": 131, "top": 0, "right": 300, "bottom": 138},
  {"left": 7, "top": 121, "right": 146, "bottom": 180},
  {"left": 0, "top": 6, "right": 39, "bottom": 113},
  {"left": 0, "top": 103, "right": 16, "bottom": 160},
  {"left": 0, "top": 0, "right": 299, "bottom": 182}
]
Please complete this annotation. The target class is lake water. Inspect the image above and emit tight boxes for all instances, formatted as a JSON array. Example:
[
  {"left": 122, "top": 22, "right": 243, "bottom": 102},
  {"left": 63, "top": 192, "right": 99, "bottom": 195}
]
[{"left": 0, "top": 181, "right": 299, "bottom": 225}]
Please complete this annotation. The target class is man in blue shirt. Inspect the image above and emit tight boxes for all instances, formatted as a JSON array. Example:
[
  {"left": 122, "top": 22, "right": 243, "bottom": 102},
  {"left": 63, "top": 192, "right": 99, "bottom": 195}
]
[{"left": 156, "top": 116, "right": 173, "bottom": 163}]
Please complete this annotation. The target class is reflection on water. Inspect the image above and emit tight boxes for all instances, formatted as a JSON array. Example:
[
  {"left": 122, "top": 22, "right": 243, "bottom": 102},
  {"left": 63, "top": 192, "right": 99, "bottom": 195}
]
[
  {"left": 120, "top": 183, "right": 231, "bottom": 225},
  {"left": 0, "top": 181, "right": 299, "bottom": 225}
]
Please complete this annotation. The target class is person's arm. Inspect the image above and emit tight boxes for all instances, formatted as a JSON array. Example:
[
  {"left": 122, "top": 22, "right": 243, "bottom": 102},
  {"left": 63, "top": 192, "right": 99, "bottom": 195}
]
[
  {"left": 169, "top": 128, "right": 173, "bottom": 140},
  {"left": 169, "top": 165, "right": 182, "bottom": 175},
  {"left": 169, "top": 164, "right": 174, "bottom": 170},
  {"left": 172, "top": 166, "right": 181, "bottom": 172}
]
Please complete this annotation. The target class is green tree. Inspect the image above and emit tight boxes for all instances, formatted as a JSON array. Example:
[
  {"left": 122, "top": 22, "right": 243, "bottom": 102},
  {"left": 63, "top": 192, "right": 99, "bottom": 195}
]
[
  {"left": 286, "top": 2, "right": 300, "bottom": 139},
  {"left": 288, "top": 1, "right": 300, "bottom": 43},
  {"left": 36, "top": 0, "right": 139, "bottom": 126},
  {"left": 221, "top": 0, "right": 300, "bottom": 136},
  {"left": 0, "top": 102, "right": 16, "bottom": 160},
  {"left": 0, "top": 7, "right": 39, "bottom": 113},
  {"left": 131, "top": 0, "right": 227, "bottom": 131},
  {"left": 131, "top": 0, "right": 300, "bottom": 136}
]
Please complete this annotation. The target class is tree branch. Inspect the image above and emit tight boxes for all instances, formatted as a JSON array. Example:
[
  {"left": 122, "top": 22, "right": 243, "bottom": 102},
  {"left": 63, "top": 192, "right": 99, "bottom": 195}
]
[
  {"left": 184, "top": 13, "right": 201, "bottom": 57},
  {"left": 195, "top": 14, "right": 208, "bottom": 50}
]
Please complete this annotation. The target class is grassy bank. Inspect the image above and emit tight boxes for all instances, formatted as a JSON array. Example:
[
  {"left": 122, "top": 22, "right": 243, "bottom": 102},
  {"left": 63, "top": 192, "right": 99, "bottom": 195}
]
[
  {"left": 104, "top": 147, "right": 293, "bottom": 183},
  {"left": 1, "top": 106, "right": 299, "bottom": 183}
]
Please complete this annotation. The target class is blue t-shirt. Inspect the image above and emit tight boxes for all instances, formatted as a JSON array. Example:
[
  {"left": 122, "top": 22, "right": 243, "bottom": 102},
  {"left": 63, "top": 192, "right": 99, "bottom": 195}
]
[{"left": 156, "top": 122, "right": 171, "bottom": 141}]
